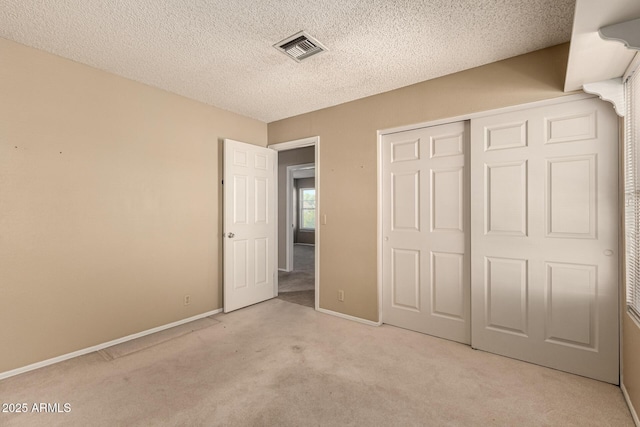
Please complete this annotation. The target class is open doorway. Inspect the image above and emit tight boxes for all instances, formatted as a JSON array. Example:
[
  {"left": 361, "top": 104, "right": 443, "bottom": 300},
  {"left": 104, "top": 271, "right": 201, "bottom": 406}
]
[{"left": 270, "top": 137, "right": 319, "bottom": 309}]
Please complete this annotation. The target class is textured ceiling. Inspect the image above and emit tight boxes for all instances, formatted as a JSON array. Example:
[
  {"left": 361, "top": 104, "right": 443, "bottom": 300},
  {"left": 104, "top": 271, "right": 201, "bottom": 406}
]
[{"left": 0, "top": 1, "right": 575, "bottom": 122}]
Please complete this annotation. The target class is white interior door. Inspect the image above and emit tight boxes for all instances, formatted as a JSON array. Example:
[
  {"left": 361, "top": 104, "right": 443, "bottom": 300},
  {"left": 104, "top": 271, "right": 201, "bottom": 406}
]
[
  {"left": 382, "top": 122, "right": 470, "bottom": 344},
  {"left": 470, "top": 97, "right": 619, "bottom": 383},
  {"left": 223, "top": 139, "right": 277, "bottom": 313}
]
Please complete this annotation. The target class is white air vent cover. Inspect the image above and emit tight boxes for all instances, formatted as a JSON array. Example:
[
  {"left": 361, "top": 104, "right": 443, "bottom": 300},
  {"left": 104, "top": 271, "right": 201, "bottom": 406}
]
[{"left": 274, "top": 31, "right": 327, "bottom": 62}]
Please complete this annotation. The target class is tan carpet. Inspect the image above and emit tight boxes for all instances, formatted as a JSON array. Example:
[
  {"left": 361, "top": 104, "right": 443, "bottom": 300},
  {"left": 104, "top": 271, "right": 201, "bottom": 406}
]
[
  {"left": 276, "top": 290, "right": 314, "bottom": 308},
  {"left": 278, "top": 244, "right": 314, "bottom": 293},
  {"left": 98, "top": 316, "right": 220, "bottom": 361},
  {"left": 0, "top": 299, "right": 633, "bottom": 426}
]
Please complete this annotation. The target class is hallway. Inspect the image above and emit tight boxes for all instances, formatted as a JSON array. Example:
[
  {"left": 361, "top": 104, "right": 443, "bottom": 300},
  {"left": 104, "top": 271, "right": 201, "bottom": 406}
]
[{"left": 277, "top": 244, "right": 315, "bottom": 307}]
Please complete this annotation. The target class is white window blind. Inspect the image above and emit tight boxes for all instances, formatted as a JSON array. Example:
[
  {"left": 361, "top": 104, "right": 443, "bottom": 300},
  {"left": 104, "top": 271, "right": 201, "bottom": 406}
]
[{"left": 626, "top": 66, "right": 640, "bottom": 318}]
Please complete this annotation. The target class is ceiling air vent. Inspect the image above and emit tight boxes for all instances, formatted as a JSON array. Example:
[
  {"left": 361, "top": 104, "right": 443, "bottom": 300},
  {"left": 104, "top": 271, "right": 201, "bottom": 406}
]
[{"left": 274, "top": 31, "right": 327, "bottom": 62}]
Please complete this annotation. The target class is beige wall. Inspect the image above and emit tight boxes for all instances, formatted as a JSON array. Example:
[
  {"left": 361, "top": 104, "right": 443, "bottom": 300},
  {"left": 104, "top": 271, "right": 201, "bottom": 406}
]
[
  {"left": 0, "top": 38, "right": 266, "bottom": 373},
  {"left": 268, "top": 43, "right": 572, "bottom": 322},
  {"left": 277, "top": 147, "right": 315, "bottom": 269},
  {"left": 624, "top": 314, "right": 640, "bottom": 420}
]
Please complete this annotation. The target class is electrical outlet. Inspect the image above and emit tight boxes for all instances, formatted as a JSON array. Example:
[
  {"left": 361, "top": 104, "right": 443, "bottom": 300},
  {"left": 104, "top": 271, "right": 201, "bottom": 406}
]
[
  {"left": 184, "top": 295, "right": 191, "bottom": 306},
  {"left": 338, "top": 290, "right": 344, "bottom": 302}
]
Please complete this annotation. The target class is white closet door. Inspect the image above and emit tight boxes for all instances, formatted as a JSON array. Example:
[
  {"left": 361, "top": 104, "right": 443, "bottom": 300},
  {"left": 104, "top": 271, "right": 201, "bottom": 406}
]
[
  {"left": 470, "top": 97, "right": 619, "bottom": 383},
  {"left": 382, "top": 122, "right": 470, "bottom": 344}
]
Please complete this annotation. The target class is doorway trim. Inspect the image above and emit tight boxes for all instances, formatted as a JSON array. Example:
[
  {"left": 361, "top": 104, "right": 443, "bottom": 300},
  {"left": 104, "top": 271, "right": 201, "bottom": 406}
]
[{"left": 270, "top": 136, "right": 320, "bottom": 310}]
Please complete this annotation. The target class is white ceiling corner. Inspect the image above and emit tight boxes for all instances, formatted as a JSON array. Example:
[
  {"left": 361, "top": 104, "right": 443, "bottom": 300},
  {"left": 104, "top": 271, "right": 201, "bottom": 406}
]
[
  {"left": 0, "top": 1, "right": 575, "bottom": 123},
  {"left": 565, "top": 0, "right": 640, "bottom": 92}
]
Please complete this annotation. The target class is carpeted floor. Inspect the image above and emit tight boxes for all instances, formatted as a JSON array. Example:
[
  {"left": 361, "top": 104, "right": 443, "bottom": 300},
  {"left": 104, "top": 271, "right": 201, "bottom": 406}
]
[
  {"left": 277, "top": 244, "right": 314, "bottom": 307},
  {"left": 97, "top": 317, "right": 219, "bottom": 361},
  {"left": 276, "top": 290, "right": 314, "bottom": 308},
  {"left": 0, "top": 299, "right": 633, "bottom": 426}
]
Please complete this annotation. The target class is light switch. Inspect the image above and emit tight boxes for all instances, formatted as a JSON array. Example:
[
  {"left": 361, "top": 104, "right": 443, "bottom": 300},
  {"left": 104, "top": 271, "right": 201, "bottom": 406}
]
[{"left": 322, "top": 214, "right": 327, "bottom": 225}]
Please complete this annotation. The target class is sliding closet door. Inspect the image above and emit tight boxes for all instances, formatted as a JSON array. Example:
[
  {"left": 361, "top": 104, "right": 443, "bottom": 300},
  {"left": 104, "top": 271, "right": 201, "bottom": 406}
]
[
  {"left": 470, "top": 97, "right": 619, "bottom": 383},
  {"left": 382, "top": 122, "right": 470, "bottom": 344}
]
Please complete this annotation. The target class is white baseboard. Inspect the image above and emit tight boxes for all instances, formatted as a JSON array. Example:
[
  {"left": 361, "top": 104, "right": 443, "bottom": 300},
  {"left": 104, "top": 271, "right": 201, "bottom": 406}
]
[
  {"left": 316, "top": 307, "right": 382, "bottom": 327},
  {"left": 0, "top": 308, "right": 223, "bottom": 381},
  {"left": 622, "top": 382, "right": 640, "bottom": 427}
]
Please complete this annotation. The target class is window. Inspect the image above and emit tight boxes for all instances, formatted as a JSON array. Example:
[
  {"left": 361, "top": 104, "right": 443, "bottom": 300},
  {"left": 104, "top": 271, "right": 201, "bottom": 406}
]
[
  {"left": 626, "top": 64, "right": 640, "bottom": 319},
  {"left": 299, "top": 188, "right": 316, "bottom": 230}
]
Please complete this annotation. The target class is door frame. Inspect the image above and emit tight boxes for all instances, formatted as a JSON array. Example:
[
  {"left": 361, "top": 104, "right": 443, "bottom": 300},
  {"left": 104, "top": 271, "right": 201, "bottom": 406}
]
[
  {"left": 270, "top": 136, "right": 320, "bottom": 310},
  {"left": 284, "top": 162, "right": 316, "bottom": 272},
  {"left": 376, "top": 92, "right": 597, "bottom": 324}
]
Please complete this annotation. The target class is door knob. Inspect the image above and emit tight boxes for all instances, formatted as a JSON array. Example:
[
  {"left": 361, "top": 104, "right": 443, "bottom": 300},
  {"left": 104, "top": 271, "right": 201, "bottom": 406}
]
[{"left": 228, "top": 232, "right": 235, "bottom": 238}]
